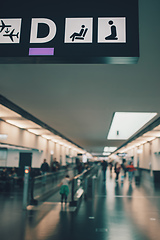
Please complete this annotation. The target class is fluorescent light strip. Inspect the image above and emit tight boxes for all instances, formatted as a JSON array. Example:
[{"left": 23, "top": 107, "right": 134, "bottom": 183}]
[
  {"left": 103, "top": 152, "right": 110, "bottom": 156},
  {"left": 6, "top": 119, "right": 40, "bottom": 129},
  {"left": 28, "top": 129, "right": 51, "bottom": 135},
  {"left": 153, "top": 125, "right": 160, "bottom": 131},
  {"left": 143, "top": 131, "right": 160, "bottom": 137},
  {"left": 104, "top": 146, "right": 117, "bottom": 152},
  {"left": 0, "top": 104, "right": 88, "bottom": 155},
  {"left": 0, "top": 104, "right": 21, "bottom": 118},
  {"left": 107, "top": 112, "right": 157, "bottom": 140},
  {"left": 42, "top": 134, "right": 54, "bottom": 140}
]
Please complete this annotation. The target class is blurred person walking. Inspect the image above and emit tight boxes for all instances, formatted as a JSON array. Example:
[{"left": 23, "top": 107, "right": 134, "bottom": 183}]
[
  {"left": 126, "top": 161, "right": 137, "bottom": 184},
  {"left": 114, "top": 162, "right": 121, "bottom": 181},
  {"left": 40, "top": 159, "right": 50, "bottom": 184},
  {"left": 101, "top": 160, "right": 108, "bottom": 181}
]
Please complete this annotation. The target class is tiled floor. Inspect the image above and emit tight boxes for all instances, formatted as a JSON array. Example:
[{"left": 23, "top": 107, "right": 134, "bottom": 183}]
[{"left": 0, "top": 170, "right": 160, "bottom": 240}]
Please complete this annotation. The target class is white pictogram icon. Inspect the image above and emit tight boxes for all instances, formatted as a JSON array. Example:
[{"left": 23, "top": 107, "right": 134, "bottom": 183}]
[
  {"left": 64, "top": 18, "right": 93, "bottom": 43},
  {"left": 0, "top": 19, "right": 22, "bottom": 43},
  {"left": 98, "top": 17, "right": 126, "bottom": 43}
]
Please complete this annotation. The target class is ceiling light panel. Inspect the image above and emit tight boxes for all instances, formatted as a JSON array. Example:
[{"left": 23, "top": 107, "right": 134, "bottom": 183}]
[
  {"left": 104, "top": 146, "right": 117, "bottom": 152},
  {"left": 145, "top": 137, "right": 156, "bottom": 141},
  {"left": 103, "top": 152, "right": 110, "bottom": 156},
  {"left": 153, "top": 125, "right": 160, "bottom": 131},
  {"left": 28, "top": 129, "right": 52, "bottom": 135},
  {"left": 0, "top": 104, "right": 21, "bottom": 118},
  {"left": 6, "top": 119, "right": 41, "bottom": 129},
  {"left": 107, "top": 112, "right": 157, "bottom": 140},
  {"left": 143, "top": 131, "right": 160, "bottom": 137},
  {"left": 42, "top": 134, "right": 55, "bottom": 140},
  {"left": 135, "top": 137, "right": 148, "bottom": 142},
  {"left": 54, "top": 135, "right": 63, "bottom": 140}
]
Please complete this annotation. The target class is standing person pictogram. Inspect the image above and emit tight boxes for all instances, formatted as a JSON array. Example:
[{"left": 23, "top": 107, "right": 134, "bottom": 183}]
[
  {"left": 70, "top": 25, "right": 88, "bottom": 42},
  {"left": 105, "top": 20, "right": 118, "bottom": 40}
]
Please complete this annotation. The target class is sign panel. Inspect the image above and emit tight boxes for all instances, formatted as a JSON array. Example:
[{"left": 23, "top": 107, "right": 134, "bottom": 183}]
[{"left": 0, "top": 0, "right": 139, "bottom": 64}]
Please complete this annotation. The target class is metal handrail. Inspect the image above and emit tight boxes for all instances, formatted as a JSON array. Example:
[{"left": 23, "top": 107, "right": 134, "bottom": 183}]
[
  {"left": 30, "top": 167, "right": 75, "bottom": 203},
  {"left": 28, "top": 164, "right": 100, "bottom": 206},
  {"left": 70, "top": 164, "right": 100, "bottom": 205}
]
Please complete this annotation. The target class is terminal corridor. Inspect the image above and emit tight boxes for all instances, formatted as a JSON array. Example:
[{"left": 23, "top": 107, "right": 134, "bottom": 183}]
[
  {"left": 1, "top": 1, "right": 160, "bottom": 240},
  {"left": 0, "top": 170, "right": 160, "bottom": 240}
]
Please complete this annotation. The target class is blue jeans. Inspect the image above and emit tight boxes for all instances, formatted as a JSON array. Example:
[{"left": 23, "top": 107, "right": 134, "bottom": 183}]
[{"left": 128, "top": 172, "right": 134, "bottom": 183}]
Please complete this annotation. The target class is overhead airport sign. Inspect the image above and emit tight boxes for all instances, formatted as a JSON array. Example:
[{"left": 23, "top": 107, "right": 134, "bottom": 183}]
[{"left": 0, "top": 0, "right": 139, "bottom": 64}]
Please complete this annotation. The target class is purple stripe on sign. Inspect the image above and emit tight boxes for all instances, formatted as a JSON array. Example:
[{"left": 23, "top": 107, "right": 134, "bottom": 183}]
[{"left": 29, "top": 48, "right": 54, "bottom": 56}]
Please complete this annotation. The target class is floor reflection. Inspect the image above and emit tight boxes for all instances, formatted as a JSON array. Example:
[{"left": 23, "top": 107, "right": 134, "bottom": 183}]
[{"left": 0, "top": 169, "right": 160, "bottom": 240}]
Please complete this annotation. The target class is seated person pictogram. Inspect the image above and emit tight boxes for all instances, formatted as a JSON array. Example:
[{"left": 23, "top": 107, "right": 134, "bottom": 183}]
[{"left": 70, "top": 25, "right": 88, "bottom": 42}]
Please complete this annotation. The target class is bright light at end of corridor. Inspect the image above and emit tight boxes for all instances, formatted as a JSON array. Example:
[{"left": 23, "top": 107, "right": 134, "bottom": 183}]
[{"left": 104, "top": 146, "right": 117, "bottom": 152}]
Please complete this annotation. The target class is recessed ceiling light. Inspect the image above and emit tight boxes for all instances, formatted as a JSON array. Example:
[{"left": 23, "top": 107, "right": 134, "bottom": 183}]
[{"left": 107, "top": 112, "right": 157, "bottom": 140}]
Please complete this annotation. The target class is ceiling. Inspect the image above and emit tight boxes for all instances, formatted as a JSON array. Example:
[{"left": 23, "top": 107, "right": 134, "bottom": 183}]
[{"left": 0, "top": 0, "right": 160, "bottom": 155}]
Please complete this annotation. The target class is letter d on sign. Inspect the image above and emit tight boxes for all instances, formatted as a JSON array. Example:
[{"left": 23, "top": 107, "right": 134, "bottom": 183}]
[{"left": 30, "top": 18, "right": 57, "bottom": 43}]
